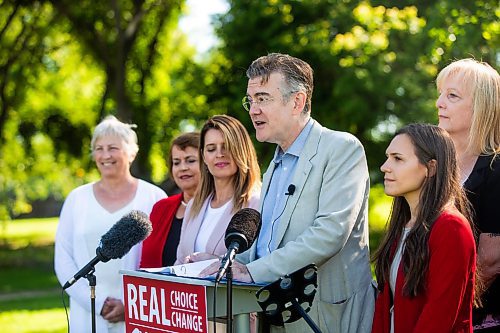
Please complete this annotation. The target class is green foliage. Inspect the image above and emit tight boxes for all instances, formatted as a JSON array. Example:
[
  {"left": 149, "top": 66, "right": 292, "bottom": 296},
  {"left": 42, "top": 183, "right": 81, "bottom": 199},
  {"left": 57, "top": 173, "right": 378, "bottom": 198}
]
[
  {"left": 368, "top": 183, "right": 391, "bottom": 233},
  {"left": 208, "top": 0, "right": 499, "bottom": 176},
  {"left": 368, "top": 183, "right": 392, "bottom": 253},
  {"left": 0, "top": 0, "right": 199, "bottom": 217},
  {"left": 0, "top": 0, "right": 498, "bottom": 218},
  {"left": 0, "top": 2, "right": 99, "bottom": 219}
]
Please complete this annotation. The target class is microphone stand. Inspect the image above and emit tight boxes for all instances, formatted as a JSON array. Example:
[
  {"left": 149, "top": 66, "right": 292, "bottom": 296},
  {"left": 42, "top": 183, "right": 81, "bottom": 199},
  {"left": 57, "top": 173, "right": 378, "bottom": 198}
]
[
  {"left": 226, "top": 261, "right": 233, "bottom": 333},
  {"left": 290, "top": 298, "right": 321, "bottom": 333},
  {"left": 85, "top": 267, "right": 97, "bottom": 333}
]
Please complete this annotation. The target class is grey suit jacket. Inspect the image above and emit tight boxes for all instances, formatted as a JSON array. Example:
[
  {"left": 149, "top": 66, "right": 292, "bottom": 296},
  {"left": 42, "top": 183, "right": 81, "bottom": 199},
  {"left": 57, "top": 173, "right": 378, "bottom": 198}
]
[{"left": 240, "top": 120, "right": 374, "bottom": 332}]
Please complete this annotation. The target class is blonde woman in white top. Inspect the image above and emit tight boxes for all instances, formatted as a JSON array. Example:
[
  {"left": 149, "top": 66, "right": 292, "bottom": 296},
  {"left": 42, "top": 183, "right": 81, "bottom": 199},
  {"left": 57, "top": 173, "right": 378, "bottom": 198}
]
[{"left": 176, "top": 115, "right": 261, "bottom": 265}]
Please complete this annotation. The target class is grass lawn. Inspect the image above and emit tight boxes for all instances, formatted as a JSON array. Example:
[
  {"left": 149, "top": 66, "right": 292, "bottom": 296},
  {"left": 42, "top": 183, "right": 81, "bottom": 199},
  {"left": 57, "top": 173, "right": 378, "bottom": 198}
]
[
  {"left": 0, "top": 310, "right": 68, "bottom": 333},
  {"left": 0, "top": 218, "right": 58, "bottom": 248},
  {"left": 0, "top": 218, "right": 60, "bottom": 293},
  {"left": 0, "top": 292, "right": 69, "bottom": 332},
  {"left": 0, "top": 217, "right": 69, "bottom": 333}
]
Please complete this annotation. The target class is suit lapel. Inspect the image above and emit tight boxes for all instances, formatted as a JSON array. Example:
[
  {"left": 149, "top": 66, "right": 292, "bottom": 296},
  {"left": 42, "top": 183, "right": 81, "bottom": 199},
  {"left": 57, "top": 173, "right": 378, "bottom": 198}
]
[
  {"left": 272, "top": 121, "right": 322, "bottom": 248},
  {"left": 249, "top": 160, "right": 276, "bottom": 260}
]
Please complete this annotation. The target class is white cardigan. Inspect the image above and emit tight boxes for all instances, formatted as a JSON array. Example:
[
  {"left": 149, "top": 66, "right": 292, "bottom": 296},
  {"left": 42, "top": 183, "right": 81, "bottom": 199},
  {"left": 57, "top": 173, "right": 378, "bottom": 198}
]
[{"left": 54, "top": 180, "right": 166, "bottom": 333}]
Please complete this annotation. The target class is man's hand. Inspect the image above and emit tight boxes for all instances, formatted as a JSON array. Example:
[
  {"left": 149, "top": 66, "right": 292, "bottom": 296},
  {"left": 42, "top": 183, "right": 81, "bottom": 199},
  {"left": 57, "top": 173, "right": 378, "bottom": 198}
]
[
  {"left": 229, "top": 261, "right": 254, "bottom": 283},
  {"left": 199, "top": 259, "right": 254, "bottom": 283}
]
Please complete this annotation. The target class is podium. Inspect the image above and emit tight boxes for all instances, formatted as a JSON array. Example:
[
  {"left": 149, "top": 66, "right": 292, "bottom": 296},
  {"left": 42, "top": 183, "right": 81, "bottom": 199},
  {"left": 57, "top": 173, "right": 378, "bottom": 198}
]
[{"left": 121, "top": 269, "right": 261, "bottom": 333}]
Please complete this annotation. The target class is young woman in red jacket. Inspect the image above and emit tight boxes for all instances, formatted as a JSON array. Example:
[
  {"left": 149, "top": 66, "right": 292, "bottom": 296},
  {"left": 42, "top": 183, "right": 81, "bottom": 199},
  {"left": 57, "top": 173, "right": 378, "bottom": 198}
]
[{"left": 372, "top": 123, "right": 478, "bottom": 333}]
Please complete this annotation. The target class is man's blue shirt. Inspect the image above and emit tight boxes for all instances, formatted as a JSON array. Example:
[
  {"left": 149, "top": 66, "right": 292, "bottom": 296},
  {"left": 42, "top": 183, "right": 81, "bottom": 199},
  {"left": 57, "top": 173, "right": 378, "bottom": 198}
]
[{"left": 256, "top": 118, "right": 314, "bottom": 258}]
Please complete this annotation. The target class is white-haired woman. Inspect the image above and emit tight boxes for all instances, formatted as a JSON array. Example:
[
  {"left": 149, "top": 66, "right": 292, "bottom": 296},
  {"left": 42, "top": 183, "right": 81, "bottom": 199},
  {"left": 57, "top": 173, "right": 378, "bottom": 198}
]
[{"left": 54, "top": 116, "right": 166, "bottom": 333}]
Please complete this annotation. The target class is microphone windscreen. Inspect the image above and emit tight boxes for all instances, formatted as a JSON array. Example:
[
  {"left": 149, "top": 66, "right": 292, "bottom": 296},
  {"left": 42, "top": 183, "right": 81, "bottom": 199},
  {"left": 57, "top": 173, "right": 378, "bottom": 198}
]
[
  {"left": 97, "top": 210, "right": 152, "bottom": 261},
  {"left": 224, "top": 208, "right": 261, "bottom": 252}
]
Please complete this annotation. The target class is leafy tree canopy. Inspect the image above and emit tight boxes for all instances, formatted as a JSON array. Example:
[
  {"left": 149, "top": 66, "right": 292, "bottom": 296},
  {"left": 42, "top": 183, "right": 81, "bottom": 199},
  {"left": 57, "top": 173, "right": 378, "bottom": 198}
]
[
  {"left": 208, "top": 0, "right": 498, "bottom": 179},
  {"left": 0, "top": 0, "right": 498, "bottom": 219}
]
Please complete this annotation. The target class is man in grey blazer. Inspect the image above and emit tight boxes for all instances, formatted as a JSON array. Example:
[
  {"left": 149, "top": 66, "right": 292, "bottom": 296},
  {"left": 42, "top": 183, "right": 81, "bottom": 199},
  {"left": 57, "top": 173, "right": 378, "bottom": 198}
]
[{"left": 225, "top": 53, "right": 374, "bottom": 332}]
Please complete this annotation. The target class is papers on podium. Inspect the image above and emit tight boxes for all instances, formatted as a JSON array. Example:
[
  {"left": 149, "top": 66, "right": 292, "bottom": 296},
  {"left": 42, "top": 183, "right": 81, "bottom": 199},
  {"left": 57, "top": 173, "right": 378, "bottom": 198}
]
[{"left": 142, "top": 259, "right": 219, "bottom": 278}]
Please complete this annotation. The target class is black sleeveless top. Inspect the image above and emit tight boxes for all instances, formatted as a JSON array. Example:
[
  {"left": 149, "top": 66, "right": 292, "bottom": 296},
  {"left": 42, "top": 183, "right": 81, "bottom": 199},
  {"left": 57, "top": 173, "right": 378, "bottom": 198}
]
[
  {"left": 161, "top": 215, "right": 183, "bottom": 267},
  {"left": 465, "top": 154, "right": 500, "bottom": 323}
]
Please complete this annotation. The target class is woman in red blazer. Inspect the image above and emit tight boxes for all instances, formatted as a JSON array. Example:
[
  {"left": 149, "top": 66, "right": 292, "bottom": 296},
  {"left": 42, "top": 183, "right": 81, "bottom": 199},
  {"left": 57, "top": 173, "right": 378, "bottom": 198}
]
[
  {"left": 140, "top": 132, "right": 201, "bottom": 268},
  {"left": 372, "top": 124, "right": 478, "bottom": 333}
]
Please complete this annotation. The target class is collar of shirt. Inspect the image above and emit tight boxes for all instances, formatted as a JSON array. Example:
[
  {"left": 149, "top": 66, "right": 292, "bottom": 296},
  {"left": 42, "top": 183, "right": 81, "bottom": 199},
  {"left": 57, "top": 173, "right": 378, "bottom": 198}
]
[{"left": 272, "top": 118, "right": 314, "bottom": 164}]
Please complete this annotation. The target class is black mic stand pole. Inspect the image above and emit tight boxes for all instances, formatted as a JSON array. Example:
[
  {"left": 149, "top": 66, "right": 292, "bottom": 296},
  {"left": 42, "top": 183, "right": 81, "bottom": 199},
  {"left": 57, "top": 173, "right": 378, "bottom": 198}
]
[
  {"left": 290, "top": 298, "right": 321, "bottom": 333},
  {"left": 85, "top": 268, "right": 97, "bottom": 333},
  {"left": 226, "top": 261, "right": 233, "bottom": 333}
]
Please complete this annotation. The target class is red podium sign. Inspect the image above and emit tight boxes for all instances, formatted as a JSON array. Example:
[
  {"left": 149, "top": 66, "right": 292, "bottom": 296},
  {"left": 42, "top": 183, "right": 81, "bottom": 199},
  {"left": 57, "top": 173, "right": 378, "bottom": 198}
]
[{"left": 123, "top": 275, "right": 208, "bottom": 333}]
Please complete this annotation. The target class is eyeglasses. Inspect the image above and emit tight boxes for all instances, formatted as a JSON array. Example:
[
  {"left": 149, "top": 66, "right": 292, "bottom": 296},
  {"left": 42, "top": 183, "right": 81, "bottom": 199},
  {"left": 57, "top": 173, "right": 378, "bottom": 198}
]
[
  {"left": 242, "top": 91, "right": 299, "bottom": 112},
  {"left": 242, "top": 95, "right": 275, "bottom": 112}
]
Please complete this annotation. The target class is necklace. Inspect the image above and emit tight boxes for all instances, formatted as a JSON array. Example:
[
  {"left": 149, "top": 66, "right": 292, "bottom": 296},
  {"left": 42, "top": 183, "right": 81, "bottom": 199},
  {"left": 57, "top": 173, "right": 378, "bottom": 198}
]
[{"left": 181, "top": 200, "right": 188, "bottom": 207}]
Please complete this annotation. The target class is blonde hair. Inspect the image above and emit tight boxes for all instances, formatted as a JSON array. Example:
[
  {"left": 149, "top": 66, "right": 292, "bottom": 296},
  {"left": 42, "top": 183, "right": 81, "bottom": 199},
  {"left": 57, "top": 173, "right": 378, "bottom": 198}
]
[
  {"left": 190, "top": 115, "right": 261, "bottom": 217},
  {"left": 436, "top": 58, "right": 500, "bottom": 156},
  {"left": 91, "top": 115, "right": 139, "bottom": 159}
]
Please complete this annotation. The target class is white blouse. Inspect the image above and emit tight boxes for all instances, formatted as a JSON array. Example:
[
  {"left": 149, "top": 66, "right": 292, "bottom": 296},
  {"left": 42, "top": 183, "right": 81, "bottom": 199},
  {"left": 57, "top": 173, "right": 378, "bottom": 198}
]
[{"left": 389, "top": 227, "right": 411, "bottom": 333}]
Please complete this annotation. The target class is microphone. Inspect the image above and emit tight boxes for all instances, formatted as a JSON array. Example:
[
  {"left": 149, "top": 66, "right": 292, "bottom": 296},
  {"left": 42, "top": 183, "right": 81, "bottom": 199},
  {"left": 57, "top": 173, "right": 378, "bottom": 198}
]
[
  {"left": 285, "top": 184, "right": 296, "bottom": 196},
  {"left": 63, "top": 210, "right": 152, "bottom": 290},
  {"left": 215, "top": 208, "right": 261, "bottom": 283}
]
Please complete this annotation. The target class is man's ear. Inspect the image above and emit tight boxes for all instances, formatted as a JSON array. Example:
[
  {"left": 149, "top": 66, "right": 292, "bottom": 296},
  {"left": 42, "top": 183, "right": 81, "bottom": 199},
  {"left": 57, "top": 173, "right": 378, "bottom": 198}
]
[
  {"left": 427, "top": 159, "right": 437, "bottom": 177},
  {"left": 292, "top": 91, "right": 307, "bottom": 115}
]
